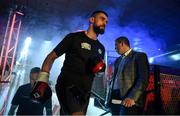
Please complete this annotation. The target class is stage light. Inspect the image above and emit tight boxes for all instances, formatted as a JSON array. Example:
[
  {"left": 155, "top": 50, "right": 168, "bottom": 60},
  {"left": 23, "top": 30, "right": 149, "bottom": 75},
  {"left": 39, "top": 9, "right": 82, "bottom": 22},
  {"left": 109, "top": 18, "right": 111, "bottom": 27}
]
[
  {"left": 24, "top": 37, "right": 32, "bottom": 46},
  {"left": 22, "top": 37, "right": 31, "bottom": 56},
  {"left": 18, "top": 37, "right": 32, "bottom": 62},
  {"left": 149, "top": 57, "right": 154, "bottom": 63},
  {"left": 134, "top": 47, "right": 138, "bottom": 50},
  {"left": 170, "top": 53, "right": 180, "bottom": 61},
  {"left": 44, "top": 41, "right": 51, "bottom": 44},
  {"left": 133, "top": 47, "right": 142, "bottom": 51}
]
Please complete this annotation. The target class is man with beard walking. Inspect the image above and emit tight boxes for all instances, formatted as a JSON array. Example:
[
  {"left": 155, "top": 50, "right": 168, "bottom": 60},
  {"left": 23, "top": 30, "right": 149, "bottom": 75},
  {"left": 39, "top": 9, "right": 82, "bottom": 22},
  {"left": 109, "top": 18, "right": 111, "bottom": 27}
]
[{"left": 31, "top": 10, "right": 108, "bottom": 115}]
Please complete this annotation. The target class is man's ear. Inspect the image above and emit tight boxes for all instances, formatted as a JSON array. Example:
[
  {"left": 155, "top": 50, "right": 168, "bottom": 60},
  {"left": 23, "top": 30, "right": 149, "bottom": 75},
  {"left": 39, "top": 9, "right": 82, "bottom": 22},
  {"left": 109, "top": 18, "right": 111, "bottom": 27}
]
[{"left": 89, "top": 17, "right": 95, "bottom": 24}]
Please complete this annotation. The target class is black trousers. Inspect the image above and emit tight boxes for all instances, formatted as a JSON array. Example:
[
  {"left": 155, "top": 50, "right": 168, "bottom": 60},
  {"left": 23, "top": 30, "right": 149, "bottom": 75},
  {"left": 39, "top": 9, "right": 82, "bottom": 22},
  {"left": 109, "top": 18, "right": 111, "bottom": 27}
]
[{"left": 55, "top": 84, "right": 90, "bottom": 115}]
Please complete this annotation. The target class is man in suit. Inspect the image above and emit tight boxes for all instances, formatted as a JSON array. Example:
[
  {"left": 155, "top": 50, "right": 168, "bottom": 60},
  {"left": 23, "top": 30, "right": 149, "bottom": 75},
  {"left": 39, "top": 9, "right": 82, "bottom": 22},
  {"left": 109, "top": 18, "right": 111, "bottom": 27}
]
[{"left": 105, "top": 36, "right": 149, "bottom": 115}]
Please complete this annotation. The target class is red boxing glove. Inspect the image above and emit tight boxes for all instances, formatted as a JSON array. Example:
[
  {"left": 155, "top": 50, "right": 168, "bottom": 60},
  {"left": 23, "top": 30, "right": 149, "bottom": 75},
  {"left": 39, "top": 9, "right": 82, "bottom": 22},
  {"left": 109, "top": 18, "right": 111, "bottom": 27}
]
[
  {"left": 30, "top": 72, "right": 52, "bottom": 104},
  {"left": 92, "top": 59, "right": 105, "bottom": 74}
]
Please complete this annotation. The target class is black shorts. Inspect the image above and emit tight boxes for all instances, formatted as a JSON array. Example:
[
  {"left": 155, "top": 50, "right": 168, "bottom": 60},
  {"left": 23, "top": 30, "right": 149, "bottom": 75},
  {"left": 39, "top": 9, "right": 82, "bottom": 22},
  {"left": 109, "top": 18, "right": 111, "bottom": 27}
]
[{"left": 55, "top": 83, "right": 90, "bottom": 115}]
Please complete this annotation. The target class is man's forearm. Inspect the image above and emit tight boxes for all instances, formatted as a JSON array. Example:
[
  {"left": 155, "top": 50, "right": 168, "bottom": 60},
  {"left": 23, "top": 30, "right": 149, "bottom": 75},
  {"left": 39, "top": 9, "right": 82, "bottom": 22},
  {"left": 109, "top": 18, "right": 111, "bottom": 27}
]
[{"left": 41, "top": 51, "right": 58, "bottom": 73}]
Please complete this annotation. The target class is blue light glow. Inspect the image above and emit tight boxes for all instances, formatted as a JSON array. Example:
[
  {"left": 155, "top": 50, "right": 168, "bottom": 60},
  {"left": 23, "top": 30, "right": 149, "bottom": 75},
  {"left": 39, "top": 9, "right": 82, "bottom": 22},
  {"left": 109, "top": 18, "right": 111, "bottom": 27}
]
[{"left": 170, "top": 54, "right": 180, "bottom": 61}]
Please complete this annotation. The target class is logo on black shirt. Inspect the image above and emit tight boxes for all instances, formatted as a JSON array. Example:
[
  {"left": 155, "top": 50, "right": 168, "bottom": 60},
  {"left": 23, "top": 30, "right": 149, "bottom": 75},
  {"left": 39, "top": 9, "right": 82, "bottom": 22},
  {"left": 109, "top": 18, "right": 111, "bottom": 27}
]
[
  {"left": 81, "top": 42, "right": 91, "bottom": 50},
  {"left": 98, "top": 48, "right": 102, "bottom": 54}
]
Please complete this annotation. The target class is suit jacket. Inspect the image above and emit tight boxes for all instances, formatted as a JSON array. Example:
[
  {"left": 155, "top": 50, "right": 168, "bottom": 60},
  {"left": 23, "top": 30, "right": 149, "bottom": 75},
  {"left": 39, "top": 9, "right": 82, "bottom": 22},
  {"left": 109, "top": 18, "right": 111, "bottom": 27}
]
[{"left": 105, "top": 50, "right": 149, "bottom": 108}]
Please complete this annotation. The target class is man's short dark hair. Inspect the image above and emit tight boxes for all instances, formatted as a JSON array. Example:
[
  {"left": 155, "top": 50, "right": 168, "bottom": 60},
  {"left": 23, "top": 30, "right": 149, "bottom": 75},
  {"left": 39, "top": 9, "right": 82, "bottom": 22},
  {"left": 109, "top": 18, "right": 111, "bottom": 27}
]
[
  {"left": 90, "top": 10, "right": 108, "bottom": 17},
  {"left": 30, "top": 67, "right": 40, "bottom": 74},
  {"left": 115, "top": 36, "right": 130, "bottom": 47}
]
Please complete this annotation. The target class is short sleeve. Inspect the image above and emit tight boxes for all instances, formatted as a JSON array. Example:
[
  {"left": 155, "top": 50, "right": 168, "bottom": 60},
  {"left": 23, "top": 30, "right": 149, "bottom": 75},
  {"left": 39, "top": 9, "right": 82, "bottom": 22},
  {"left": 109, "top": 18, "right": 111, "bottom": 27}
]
[{"left": 53, "top": 33, "right": 74, "bottom": 57}]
